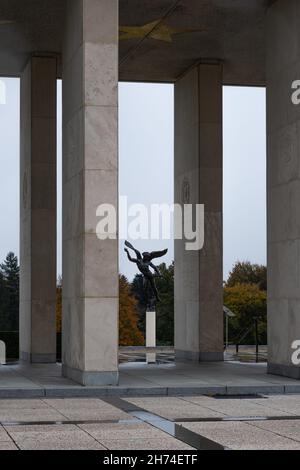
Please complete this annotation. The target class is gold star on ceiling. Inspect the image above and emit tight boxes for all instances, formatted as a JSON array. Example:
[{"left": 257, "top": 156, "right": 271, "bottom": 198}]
[{"left": 120, "top": 20, "right": 206, "bottom": 43}]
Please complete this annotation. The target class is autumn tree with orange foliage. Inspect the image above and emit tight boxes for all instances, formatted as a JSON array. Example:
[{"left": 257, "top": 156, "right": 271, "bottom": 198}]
[
  {"left": 119, "top": 275, "right": 144, "bottom": 346},
  {"left": 55, "top": 275, "right": 144, "bottom": 346}
]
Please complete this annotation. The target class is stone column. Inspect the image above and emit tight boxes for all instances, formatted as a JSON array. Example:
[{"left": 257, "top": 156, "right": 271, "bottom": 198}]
[
  {"left": 62, "top": 0, "right": 119, "bottom": 385},
  {"left": 174, "top": 63, "right": 224, "bottom": 362},
  {"left": 20, "top": 56, "right": 57, "bottom": 363},
  {"left": 267, "top": 0, "right": 300, "bottom": 379}
]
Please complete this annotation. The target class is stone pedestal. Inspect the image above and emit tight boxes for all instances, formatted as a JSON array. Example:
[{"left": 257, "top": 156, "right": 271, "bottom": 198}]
[
  {"left": 0, "top": 341, "right": 6, "bottom": 365},
  {"left": 146, "top": 311, "right": 156, "bottom": 364}
]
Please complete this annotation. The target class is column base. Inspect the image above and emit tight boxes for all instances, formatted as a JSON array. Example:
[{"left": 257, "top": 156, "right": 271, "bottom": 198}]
[
  {"left": 62, "top": 365, "right": 119, "bottom": 386},
  {"left": 176, "top": 350, "right": 224, "bottom": 362},
  {"left": 20, "top": 352, "right": 57, "bottom": 364},
  {"left": 146, "top": 311, "right": 156, "bottom": 364},
  {"left": 268, "top": 362, "right": 300, "bottom": 380}
]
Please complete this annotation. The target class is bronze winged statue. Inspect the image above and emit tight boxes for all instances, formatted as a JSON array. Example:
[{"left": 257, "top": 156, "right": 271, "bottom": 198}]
[{"left": 124, "top": 240, "right": 168, "bottom": 309}]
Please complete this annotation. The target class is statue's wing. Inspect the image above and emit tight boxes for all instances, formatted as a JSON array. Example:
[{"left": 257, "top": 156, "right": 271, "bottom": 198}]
[
  {"left": 125, "top": 240, "right": 142, "bottom": 260},
  {"left": 149, "top": 249, "right": 168, "bottom": 261}
]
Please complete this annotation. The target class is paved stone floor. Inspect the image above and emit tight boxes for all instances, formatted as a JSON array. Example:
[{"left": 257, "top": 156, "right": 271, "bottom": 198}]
[
  {"left": 0, "top": 395, "right": 300, "bottom": 449},
  {"left": 0, "top": 361, "right": 299, "bottom": 397}
]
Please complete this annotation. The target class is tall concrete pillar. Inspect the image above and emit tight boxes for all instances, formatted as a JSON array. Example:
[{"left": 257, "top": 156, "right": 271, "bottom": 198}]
[
  {"left": 20, "top": 56, "right": 57, "bottom": 363},
  {"left": 174, "top": 63, "right": 224, "bottom": 362},
  {"left": 267, "top": 0, "right": 300, "bottom": 379},
  {"left": 62, "top": 0, "right": 119, "bottom": 385}
]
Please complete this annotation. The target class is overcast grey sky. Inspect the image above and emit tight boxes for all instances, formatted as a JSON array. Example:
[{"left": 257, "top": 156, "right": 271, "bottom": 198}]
[
  {"left": 0, "top": 79, "right": 266, "bottom": 281},
  {"left": 0, "top": 78, "right": 20, "bottom": 267}
]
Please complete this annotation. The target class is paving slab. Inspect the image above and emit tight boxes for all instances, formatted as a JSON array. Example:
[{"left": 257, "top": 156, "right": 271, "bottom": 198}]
[
  {"left": 43, "top": 398, "right": 133, "bottom": 421},
  {"left": 125, "top": 397, "right": 189, "bottom": 407},
  {"left": 0, "top": 442, "right": 18, "bottom": 450},
  {"left": 43, "top": 398, "right": 118, "bottom": 409},
  {"left": 245, "top": 420, "right": 300, "bottom": 442},
  {"left": 0, "top": 399, "right": 48, "bottom": 410},
  {"left": 47, "top": 408, "right": 132, "bottom": 421},
  {"left": 0, "top": 425, "right": 14, "bottom": 442},
  {"left": 99, "top": 438, "right": 195, "bottom": 450},
  {"left": 181, "top": 396, "right": 295, "bottom": 418},
  {"left": 125, "top": 397, "right": 226, "bottom": 419},
  {"left": 178, "top": 421, "right": 300, "bottom": 450},
  {"left": 78, "top": 422, "right": 170, "bottom": 440},
  {"left": 0, "top": 408, "right": 66, "bottom": 423},
  {"left": 0, "top": 368, "right": 42, "bottom": 390},
  {"left": 245, "top": 395, "right": 300, "bottom": 415},
  {"left": 15, "top": 439, "right": 105, "bottom": 451},
  {"left": 5, "top": 424, "right": 105, "bottom": 450}
]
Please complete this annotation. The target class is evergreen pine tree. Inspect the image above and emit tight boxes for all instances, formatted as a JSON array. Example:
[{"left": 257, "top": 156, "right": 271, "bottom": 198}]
[
  {"left": 0, "top": 270, "right": 9, "bottom": 331},
  {"left": 0, "top": 253, "right": 19, "bottom": 331},
  {"left": 155, "top": 262, "right": 174, "bottom": 345},
  {"left": 131, "top": 274, "right": 147, "bottom": 336}
]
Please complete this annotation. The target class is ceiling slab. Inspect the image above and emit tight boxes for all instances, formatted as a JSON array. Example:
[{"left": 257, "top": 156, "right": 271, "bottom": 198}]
[
  {"left": 0, "top": 0, "right": 274, "bottom": 85},
  {"left": 119, "top": 0, "right": 271, "bottom": 85},
  {"left": 0, "top": 0, "right": 65, "bottom": 76}
]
